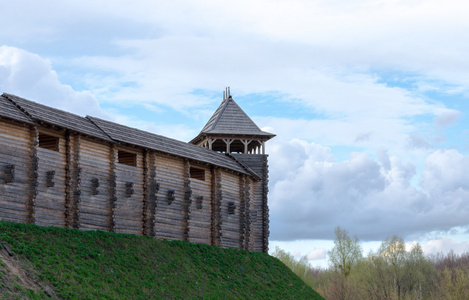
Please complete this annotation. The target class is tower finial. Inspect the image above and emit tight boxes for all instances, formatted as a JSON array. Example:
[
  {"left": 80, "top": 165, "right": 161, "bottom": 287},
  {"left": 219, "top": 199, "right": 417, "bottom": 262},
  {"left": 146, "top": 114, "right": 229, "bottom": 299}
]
[
  {"left": 228, "top": 86, "right": 230, "bottom": 98},
  {"left": 223, "top": 90, "right": 226, "bottom": 101}
]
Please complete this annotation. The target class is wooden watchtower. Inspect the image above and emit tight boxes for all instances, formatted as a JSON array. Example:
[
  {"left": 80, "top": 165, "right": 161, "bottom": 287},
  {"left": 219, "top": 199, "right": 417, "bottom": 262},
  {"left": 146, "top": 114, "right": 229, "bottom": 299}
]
[
  {"left": 190, "top": 88, "right": 275, "bottom": 155},
  {"left": 191, "top": 89, "right": 275, "bottom": 252}
]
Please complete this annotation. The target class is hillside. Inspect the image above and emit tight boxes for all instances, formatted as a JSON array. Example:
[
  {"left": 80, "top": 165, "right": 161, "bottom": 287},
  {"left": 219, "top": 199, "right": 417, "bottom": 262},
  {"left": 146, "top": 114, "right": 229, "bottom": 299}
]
[{"left": 0, "top": 222, "right": 323, "bottom": 299}]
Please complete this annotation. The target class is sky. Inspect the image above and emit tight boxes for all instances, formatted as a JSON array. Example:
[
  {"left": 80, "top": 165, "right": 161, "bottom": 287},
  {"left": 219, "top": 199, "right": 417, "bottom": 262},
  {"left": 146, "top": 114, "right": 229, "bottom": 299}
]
[{"left": 1, "top": 0, "right": 469, "bottom": 267}]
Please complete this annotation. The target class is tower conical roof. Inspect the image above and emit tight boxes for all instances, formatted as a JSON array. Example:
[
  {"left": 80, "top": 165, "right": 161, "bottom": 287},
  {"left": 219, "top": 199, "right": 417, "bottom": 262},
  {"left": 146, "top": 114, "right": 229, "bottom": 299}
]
[{"left": 191, "top": 96, "right": 275, "bottom": 144}]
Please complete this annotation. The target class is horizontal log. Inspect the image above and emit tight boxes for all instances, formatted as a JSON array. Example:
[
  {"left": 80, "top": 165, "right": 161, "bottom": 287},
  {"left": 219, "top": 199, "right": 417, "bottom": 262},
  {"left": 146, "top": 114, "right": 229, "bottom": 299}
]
[
  {"left": 0, "top": 148, "right": 31, "bottom": 160},
  {"left": 79, "top": 207, "right": 110, "bottom": 217},
  {"left": 0, "top": 206, "right": 28, "bottom": 216},
  {"left": 154, "top": 216, "right": 185, "bottom": 226},
  {"left": 79, "top": 224, "right": 108, "bottom": 231},
  {"left": 0, "top": 130, "right": 31, "bottom": 141},
  {"left": 79, "top": 218, "right": 109, "bottom": 228},
  {"left": 0, "top": 189, "right": 30, "bottom": 200},
  {"left": 34, "top": 219, "right": 65, "bottom": 227},
  {"left": 0, "top": 215, "right": 27, "bottom": 223}
]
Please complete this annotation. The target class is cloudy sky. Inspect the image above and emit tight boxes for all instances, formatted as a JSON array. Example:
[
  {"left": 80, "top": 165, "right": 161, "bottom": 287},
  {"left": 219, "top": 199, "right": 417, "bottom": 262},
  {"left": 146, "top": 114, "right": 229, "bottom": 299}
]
[{"left": 1, "top": 0, "right": 468, "bottom": 267}]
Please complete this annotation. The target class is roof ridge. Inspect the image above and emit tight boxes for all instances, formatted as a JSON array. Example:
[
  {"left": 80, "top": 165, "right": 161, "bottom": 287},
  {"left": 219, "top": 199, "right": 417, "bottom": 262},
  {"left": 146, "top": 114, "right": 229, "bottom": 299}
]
[
  {"left": 207, "top": 97, "right": 230, "bottom": 132},
  {"left": 2, "top": 93, "right": 36, "bottom": 122},
  {"left": 227, "top": 153, "right": 261, "bottom": 179},
  {"left": 3, "top": 93, "right": 83, "bottom": 119},
  {"left": 85, "top": 116, "right": 115, "bottom": 142},
  {"left": 3, "top": 93, "right": 112, "bottom": 142},
  {"left": 229, "top": 97, "right": 263, "bottom": 131}
]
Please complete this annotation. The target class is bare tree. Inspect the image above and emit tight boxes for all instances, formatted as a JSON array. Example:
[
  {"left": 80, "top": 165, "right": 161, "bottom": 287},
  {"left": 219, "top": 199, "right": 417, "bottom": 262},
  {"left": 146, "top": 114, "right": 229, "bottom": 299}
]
[{"left": 327, "top": 226, "right": 363, "bottom": 300}]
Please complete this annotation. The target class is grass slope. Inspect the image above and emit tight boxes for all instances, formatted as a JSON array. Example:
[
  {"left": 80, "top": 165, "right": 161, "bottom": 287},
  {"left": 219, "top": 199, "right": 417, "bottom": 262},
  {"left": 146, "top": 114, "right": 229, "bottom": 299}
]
[{"left": 0, "top": 222, "right": 323, "bottom": 299}]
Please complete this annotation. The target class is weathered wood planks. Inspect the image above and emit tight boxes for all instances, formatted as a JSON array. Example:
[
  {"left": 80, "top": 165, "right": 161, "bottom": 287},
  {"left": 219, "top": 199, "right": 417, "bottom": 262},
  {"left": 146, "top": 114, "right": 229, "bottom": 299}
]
[
  {"left": 0, "top": 121, "right": 31, "bottom": 223},
  {"left": 0, "top": 118, "right": 271, "bottom": 253}
]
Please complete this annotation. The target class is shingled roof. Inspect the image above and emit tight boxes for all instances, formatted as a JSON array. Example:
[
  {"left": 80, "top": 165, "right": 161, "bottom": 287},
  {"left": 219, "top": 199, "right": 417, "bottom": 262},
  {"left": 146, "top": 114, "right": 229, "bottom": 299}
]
[
  {"left": 1, "top": 92, "right": 260, "bottom": 177},
  {"left": 87, "top": 116, "right": 252, "bottom": 176},
  {"left": 230, "top": 154, "right": 265, "bottom": 179},
  {"left": 0, "top": 95, "right": 35, "bottom": 125},
  {"left": 191, "top": 96, "right": 275, "bottom": 144},
  {"left": 2, "top": 93, "right": 112, "bottom": 142}
]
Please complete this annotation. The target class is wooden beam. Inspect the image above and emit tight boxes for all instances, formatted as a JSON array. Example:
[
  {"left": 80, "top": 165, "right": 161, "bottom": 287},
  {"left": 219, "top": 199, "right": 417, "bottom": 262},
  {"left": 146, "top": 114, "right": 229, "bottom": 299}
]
[
  {"left": 108, "top": 144, "right": 117, "bottom": 232},
  {"left": 183, "top": 158, "right": 191, "bottom": 242},
  {"left": 223, "top": 139, "right": 233, "bottom": 153},
  {"left": 27, "top": 126, "right": 39, "bottom": 224},
  {"left": 241, "top": 140, "right": 252, "bottom": 154}
]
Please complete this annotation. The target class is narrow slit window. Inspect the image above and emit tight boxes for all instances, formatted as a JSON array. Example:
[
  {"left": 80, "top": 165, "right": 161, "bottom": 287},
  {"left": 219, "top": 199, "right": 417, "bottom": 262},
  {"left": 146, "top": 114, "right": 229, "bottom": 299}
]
[
  {"left": 228, "top": 202, "right": 236, "bottom": 214},
  {"left": 190, "top": 167, "right": 205, "bottom": 181},
  {"left": 118, "top": 150, "right": 137, "bottom": 167},
  {"left": 38, "top": 133, "right": 59, "bottom": 151}
]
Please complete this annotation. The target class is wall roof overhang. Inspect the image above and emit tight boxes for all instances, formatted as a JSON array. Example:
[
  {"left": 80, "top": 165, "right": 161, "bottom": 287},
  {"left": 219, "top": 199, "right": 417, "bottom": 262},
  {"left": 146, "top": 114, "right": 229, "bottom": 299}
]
[
  {"left": 2, "top": 93, "right": 112, "bottom": 141},
  {"left": 1, "top": 93, "right": 256, "bottom": 178}
]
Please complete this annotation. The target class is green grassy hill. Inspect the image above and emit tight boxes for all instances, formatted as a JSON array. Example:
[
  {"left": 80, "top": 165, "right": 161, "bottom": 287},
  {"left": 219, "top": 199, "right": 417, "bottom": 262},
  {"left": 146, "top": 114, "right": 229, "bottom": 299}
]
[{"left": 0, "top": 222, "right": 323, "bottom": 299}]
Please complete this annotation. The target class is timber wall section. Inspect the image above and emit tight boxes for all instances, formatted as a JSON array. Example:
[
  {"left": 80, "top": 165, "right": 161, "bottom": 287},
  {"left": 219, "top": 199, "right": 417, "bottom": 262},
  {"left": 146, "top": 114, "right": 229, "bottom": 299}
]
[{"left": 0, "top": 118, "right": 269, "bottom": 252}]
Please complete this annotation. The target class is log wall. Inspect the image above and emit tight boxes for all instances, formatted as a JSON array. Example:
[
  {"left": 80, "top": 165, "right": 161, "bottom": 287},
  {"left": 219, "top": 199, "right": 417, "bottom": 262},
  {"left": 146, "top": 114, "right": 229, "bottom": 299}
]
[
  {"left": 153, "top": 153, "right": 185, "bottom": 241},
  {"left": 187, "top": 163, "right": 212, "bottom": 245},
  {"left": 0, "top": 120, "right": 31, "bottom": 223},
  {"left": 219, "top": 172, "right": 242, "bottom": 249},
  {"left": 35, "top": 128, "right": 67, "bottom": 228},
  {"left": 249, "top": 180, "right": 264, "bottom": 252},
  {"left": 78, "top": 137, "right": 112, "bottom": 231},
  {"left": 114, "top": 146, "right": 144, "bottom": 235},
  {"left": 0, "top": 119, "right": 270, "bottom": 252}
]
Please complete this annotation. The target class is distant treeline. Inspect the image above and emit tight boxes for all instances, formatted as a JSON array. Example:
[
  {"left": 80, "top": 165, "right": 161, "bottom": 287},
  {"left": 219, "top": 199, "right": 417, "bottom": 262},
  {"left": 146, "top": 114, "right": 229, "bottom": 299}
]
[{"left": 273, "top": 227, "right": 469, "bottom": 300}]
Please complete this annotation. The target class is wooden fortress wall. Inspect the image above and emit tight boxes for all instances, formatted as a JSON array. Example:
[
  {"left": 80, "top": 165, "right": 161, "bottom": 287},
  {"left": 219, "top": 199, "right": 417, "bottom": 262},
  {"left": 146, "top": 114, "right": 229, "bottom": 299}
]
[{"left": 0, "top": 118, "right": 269, "bottom": 252}]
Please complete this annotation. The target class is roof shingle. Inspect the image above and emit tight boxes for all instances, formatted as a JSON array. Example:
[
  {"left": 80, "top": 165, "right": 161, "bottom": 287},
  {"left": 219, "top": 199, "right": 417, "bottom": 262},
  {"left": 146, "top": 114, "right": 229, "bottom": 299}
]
[
  {"left": 3, "top": 93, "right": 112, "bottom": 141},
  {"left": 191, "top": 96, "right": 275, "bottom": 145},
  {"left": 0, "top": 95, "right": 35, "bottom": 125},
  {"left": 87, "top": 116, "right": 251, "bottom": 176},
  {"left": 200, "top": 96, "right": 274, "bottom": 136},
  {"left": 1, "top": 92, "right": 257, "bottom": 177}
]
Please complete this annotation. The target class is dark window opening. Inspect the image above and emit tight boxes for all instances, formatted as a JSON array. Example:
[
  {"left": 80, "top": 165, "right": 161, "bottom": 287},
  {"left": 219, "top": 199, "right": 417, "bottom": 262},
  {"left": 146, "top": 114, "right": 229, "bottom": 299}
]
[
  {"left": 190, "top": 167, "right": 205, "bottom": 181},
  {"left": 46, "top": 170, "right": 55, "bottom": 187},
  {"left": 228, "top": 202, "right": 236, "bottom": 214},
  {"left": 38, "top": 133, "right": 59, "bottom": 151},
  {"left": 196, "top": 196, "right": 203, "bottom": 209},
  {"left": 167, "top": 190, "right": 175, "bottom": 205},
  {"left": 91, "top": 178, "right": 100, "bottom": 195},
  {"left": 118, "top": 150, "right": 137, "bottom": 167},
  {"left": 125, "top": 182, "right": 134, "bottom": 197},
  {"left": 3, "top": 164, "right": 15, "bottom": 184}
]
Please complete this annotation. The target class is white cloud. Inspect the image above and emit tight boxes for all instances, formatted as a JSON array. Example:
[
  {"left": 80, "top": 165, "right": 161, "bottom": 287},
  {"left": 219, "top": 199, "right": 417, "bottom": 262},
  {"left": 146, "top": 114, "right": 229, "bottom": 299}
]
[
  {"left": 434, "top": 111, "right": 462, "bottom": 128},
  {"left": 269, "top": 139, "right": 469, "bottom": 241},
  {"left": 421, "top": 149, "right": 469, "bottom": 195},
  {"left": 0, "top": 46, "right": 106, "bottom": 117},
  {"left": 4, "top": 0, "right": 460, "bottom": 120},
  {"left": 422, "top": 237, "right": 469, "bottom": 255},
  {"left": 407, "top": 134, "right": 433, "bottom": 150},
  {"left": 307, "top": 248, "right": 327, "bottom": 261},
  {"left": 110, "top": 112, "right": 199, "bottom": 142}
]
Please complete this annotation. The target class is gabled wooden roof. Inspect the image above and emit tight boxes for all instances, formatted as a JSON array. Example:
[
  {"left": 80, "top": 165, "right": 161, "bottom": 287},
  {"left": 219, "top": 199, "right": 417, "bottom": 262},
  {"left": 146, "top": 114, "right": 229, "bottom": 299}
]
[
  {"left": 0, "top": 92, "right": 259, "bottom": 177},
  {"left": 0, "top": 95, "right": 36, "bottom": 125},
  {"left": 2, "top": 93, "right": 112, "bottom": 141},
  {"left": 87, "top": 116, "right": 251, "bottom": 176},
  {"left": 191, "top": 96, "right": 275, "bottom": 144}
]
